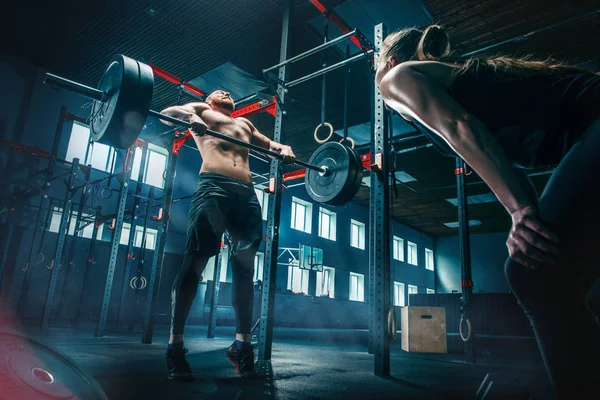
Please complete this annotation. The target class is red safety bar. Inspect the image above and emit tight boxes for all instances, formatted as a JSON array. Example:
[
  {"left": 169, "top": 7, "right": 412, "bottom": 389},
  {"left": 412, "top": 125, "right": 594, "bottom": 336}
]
[
  {"left": 309, "top": 0, "right": 371, "bottom": 52},
  {"left": 172, "top": 130, "right": 193, "bottom": 155},
  {"left": 282, "top": 169, "right": 306, "bottom": 182},
  {"left": 150, "top": 63, "right": 207, "bottom": 98},
  {"left": 231, "top": 97, "right": 277, "bottom": 118}
]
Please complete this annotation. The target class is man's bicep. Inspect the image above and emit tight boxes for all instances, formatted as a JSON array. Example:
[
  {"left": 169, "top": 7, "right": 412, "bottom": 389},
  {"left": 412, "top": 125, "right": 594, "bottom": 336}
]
[{"left": 250, "top": 129, "right": 272, "bottom": 149}]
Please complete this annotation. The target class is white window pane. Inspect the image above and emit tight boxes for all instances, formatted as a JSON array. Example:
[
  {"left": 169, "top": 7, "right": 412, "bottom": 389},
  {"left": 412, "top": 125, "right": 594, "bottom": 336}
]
[
  {"left": 316, "top": 271, "right": 323, "bottom": 296},
  {"left": 66, "top": 123, "right": 90, "bottom": 164},
  {"left": 351, "top": 224, "right": 359, "bottom": 247},
  {"left": 301, "top": 269, "right": 309, "bottom": 294},
  {"left": 120, "top": 224, "right": 131, "bottom": 245},
  {"left": 146, "top": 231, "right": 156, "bottom": 250},
  {"left": 88, "top": 143, "right": 112, "bottom": 172},
  {"left": 295, "top": 204, "right": 305, "bottom": 231},
  {"left": 254, "top": 188, "right": 263, "bottom": 208},
  {"left": 130, "top": 147, "right": 143, "bottom": 181},
  {"left": 145, "top": 150, "right": 167, "bottom": 188},
  {"left": 287, "top": 265, "right": 293, "bottom": 290}
]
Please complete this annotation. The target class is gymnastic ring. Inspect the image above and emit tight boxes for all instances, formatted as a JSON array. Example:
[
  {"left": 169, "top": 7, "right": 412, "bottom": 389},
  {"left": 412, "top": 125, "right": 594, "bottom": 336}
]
[
  {"left": 130, "top": 276, "right": 140, "bottom": 290},
  {"left": 100, "top": 187, "right": 112, "bottom": 200},
  {"left": 387, "top": 306, "right": 397, "bottom": 340},
  {"left": 459, "top": 316, "right": 472, "bottom": 342},
  {"left": 339, "top": 136, "right": 355, "bottom": 149},
  {"left": 313, "top": 122, "right": 334, "bottom": 144},
  {"left": 140, "top": 276, "right": 147, "bottom": 290},
  {"left": 35, "top": 252, "right": 45, "bottom": 264}
]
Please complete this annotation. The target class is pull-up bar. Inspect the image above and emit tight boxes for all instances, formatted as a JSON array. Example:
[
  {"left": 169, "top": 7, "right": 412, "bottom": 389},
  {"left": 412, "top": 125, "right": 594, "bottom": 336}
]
[
  {"left": 263, "top": 28, "right": 358, "bottom": 74},
  {"left": 286, "top": 49, "right": 374, "bottom": 87}
]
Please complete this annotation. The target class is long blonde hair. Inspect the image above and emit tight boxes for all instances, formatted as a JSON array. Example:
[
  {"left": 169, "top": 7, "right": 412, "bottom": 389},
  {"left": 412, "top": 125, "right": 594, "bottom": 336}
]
[{"left": 380, "top": 24, "right": 594, "bottom": 76}]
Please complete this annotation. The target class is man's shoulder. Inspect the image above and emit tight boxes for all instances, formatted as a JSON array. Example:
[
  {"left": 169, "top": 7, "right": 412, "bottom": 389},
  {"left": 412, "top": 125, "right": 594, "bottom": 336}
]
[{"left": 185, "top": 102, "right": 211, "bottom": 114}]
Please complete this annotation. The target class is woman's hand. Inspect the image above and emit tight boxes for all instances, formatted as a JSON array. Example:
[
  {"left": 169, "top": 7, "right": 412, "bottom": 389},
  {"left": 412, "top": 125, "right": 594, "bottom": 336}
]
[{"left": 507, "top": 206, "right": 560, "bottom": 269}]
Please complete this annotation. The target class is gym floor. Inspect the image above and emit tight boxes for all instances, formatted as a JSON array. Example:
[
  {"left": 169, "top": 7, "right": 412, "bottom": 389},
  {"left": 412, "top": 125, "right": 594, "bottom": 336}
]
[{"left": 27, "top": 325, "right": 552, "bottom": 400}]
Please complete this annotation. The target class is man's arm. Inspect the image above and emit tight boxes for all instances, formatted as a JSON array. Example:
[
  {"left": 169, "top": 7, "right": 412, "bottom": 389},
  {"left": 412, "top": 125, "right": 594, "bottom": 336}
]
[
  {"left": 160, "top": 102, "right": 210, "bottom": 125},
  {"left": 238, "top": 117, "right": 296, "bottom": 163}
]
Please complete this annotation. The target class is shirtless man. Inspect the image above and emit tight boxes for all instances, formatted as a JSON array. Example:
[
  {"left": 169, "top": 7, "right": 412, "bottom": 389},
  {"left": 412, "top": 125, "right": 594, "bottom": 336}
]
[{"left": 160, "top": 90, "right": 296, "bottom": 380}]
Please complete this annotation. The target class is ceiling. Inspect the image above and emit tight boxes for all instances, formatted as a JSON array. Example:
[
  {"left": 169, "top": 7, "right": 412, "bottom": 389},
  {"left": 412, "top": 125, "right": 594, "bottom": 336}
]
[{"left": 3, "top": 0, "right": 600, "bottom": 236}]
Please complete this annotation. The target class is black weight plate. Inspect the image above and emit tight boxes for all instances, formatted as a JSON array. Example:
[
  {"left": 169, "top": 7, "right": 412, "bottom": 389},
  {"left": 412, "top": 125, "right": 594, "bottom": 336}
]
[
  {"left": 91, "top": 55, "right": 154, "bottom": 149},
  {"left": 328, "top": 144, "right": 363, "bottom": 206},
  {"left": 305, "top": 142, "right": 357, "bottom": 205},
  {"left": 0, "top": 329, "right": 108, "bottom": 400},
  {"left": 345, "top": 146, "right": 364, "bottom": 202}
]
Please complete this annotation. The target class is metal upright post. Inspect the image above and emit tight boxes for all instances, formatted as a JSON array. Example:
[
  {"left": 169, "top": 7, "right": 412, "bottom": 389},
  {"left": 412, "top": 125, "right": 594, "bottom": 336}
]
[
  {"left": 128, "top": 186, "right": 154, "bottom": 332},
  {"left": 142, "top": 147, "right": 177, "bottom": 344},
  {"left": 117, "top": 143, "right": 148, "bottom": 329},
  {"left": 76, "top": 206, "right": 102, "bottom": 322},
  {"left": 0, "top": 223, "right": 14, "bottom": 299},
  {"left": 41, "top": 158, "right": 79, "bottom": 332},
  {"left": 95, "top": 154, "right": 132, "bottom": 337},
  {"left": 58, "top": 164, "right": 91, "bottom": 319},
  {"left": 456, "top": 158, "right": 476, "bottom": 363},
  {"left": 370, "top": 23, "right": 391, "bottom": 377},
  {"left": 17, "top": 107, "right": 66, "bottom": 318},
  {"left": 207, "top": 242, "right": 225, "bottom": 338},
  {"left": 257, "top": 0, "right": 292, "bottom": 364}
]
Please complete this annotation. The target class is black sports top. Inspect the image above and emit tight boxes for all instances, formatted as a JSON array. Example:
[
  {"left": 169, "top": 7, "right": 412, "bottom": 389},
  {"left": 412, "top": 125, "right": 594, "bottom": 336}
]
[{"left": 410, "top": 63, "right": 600, "bottom": 169}]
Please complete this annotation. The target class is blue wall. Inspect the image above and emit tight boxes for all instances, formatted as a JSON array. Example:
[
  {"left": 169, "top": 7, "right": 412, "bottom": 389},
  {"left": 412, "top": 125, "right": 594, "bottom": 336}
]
[{"left": 434, "top": 232, "right": 511, "bottom": 293}]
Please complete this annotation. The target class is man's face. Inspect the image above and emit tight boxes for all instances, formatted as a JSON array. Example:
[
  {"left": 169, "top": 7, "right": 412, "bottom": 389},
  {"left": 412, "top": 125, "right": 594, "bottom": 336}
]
[{"left": 207, "top": 90, "right": 235, "bottom": 111}]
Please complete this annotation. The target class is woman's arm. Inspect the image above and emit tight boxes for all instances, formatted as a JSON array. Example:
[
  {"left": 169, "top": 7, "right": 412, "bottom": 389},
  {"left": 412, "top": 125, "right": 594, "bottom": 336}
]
[
  {"left": 379, "top": 63, "right": 532, "bottom": 214},
  {"left": 379, "top": 62, "right": 559, "bottom": 268}
]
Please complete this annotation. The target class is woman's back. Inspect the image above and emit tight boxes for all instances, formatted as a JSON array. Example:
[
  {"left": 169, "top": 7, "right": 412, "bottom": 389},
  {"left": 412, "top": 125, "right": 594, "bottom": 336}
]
[{"left": 448, "top": 61, "right": 600, "bottom": 168}]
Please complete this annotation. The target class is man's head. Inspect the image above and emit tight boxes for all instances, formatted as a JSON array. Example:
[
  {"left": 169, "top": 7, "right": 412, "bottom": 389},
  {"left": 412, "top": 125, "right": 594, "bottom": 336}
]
[
  {"left": 375, "top": 25, "right": 451, "bottom": 86},
  {"left": 206, "top": 90, "right": 235, "bottom": 113}
]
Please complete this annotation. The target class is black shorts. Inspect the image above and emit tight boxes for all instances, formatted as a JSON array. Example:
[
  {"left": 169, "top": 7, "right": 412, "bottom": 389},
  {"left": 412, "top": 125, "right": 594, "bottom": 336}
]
[{"left": 185, "top": 172, "right": 263, "bottom": 257}]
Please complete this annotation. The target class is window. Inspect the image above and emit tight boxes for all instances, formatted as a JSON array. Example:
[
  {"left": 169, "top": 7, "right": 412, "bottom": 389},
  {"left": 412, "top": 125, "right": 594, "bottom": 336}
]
[
  {"left": 318, "top": 207, "right": 336, "bottom": 241},
  {"left": 291, "top": 197, "right": 312, "bottom": 233},
  {"left": 48, "top": 208, "right": 104, "bottom": 240},
  {"left": 349, "top": 272, "right": 365, "bottom": 301},
  {"left": 253, "top": 252, "right": 264, "bottom": 281},
  {"left": 393, "top": 236, "right": 404, "bottom": 261},
  {"left": 407, "top": 241, "right": 418, "bottom": 266},
  {"left": 254, "top": 187, "right": 269, "bottom": 220},
  {"left": 394, "top": 282, "right": 405, "bottom": 307},
  {"left": 350, "top": 219, "right": 365, "bottom": 250},
  {"left": 408, "top": 284, "right": 418, "bottom": 304},
  {"left": 130, "top": 144, "right": 169, "bottom": 189},
  {"left": 316, "top": 266, "right": 335, "bottom": 298},
  {"left": 427, "top": 288, "right": 435, "bottom": 294},
  {"left": 287, "top": 264, "right": 309, "bottom": 294},
  {"left": 425, "top": 248, "right": 434, "bottom": 271},
  {"left": 119, "top": 223, "right": 158, "bottom": 250},
  {"left": 65, "top": 122, "right": 116, "bottom": 173},
  {"left": 203, "top": 252, "right": 229, "bottom": 282}
]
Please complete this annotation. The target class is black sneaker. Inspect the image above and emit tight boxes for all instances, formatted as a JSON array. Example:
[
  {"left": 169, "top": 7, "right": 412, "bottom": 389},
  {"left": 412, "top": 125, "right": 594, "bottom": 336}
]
[
  {"left": 225, "top": 342, "right": 255, "bottom": 378},
  {"left": 166, "top": 343, "right": 194, "bottom": 381}
]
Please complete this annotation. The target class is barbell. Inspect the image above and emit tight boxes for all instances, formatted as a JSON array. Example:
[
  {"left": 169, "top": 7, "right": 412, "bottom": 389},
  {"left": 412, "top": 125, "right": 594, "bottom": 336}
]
[{"left": 44, "top": 54, "right": 363, "bottom": 206}]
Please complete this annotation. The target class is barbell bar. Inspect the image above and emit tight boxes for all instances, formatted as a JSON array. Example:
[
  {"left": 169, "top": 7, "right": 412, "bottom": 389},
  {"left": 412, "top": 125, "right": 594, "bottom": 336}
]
[
  {"left": 45, "top": 71, "right": 327, "bottom": 174},
  {"left": 43, "top": 54, "right": 363, "bottom": 205}
]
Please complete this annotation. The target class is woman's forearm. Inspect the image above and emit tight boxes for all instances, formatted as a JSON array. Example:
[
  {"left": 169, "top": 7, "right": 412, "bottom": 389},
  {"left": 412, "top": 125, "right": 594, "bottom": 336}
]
[{"left": 449, "top": 119, "right": 535, "bottom": 214}]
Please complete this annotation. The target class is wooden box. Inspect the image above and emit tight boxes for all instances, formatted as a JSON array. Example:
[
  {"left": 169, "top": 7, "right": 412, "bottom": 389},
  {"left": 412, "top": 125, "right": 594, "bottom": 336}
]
[{"left": 401, "top": 306, "right": 447, "bottom": 353}]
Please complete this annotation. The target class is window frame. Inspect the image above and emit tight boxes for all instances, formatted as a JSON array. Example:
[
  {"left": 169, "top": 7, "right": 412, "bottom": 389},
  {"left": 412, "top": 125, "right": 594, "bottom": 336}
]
[
  {"left": 393, "top": 236, "right": 404, "bottom": 261},
  {"left": 350, "top": 219, "right": 366, "bottom": 250},
  {"left": 290, "top": 196, "right": 313, "bottom": 234},
  {"left": 318, "top": 207, "right": 337, "bottom": 241},
  {"left": 407, "top": 241, "right": 418, "bottom": 266}
]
